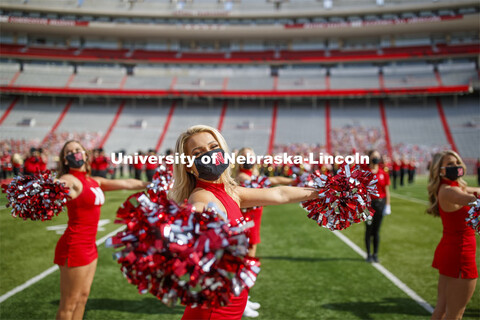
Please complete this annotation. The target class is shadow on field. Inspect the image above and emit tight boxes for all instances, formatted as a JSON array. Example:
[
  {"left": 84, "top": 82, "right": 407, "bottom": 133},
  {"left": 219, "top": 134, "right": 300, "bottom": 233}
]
[
  {"left": 322, "top": 297, "right": 430, "bottom": 319},
  {"left": 463, "top": 308, "right": 480, "bottom": 319},
  {"left": 260, "top": 256, "right": 361, "bottom": 263},
  {"left": 51, "top": 297, "right": 184, "bottom": 316}
]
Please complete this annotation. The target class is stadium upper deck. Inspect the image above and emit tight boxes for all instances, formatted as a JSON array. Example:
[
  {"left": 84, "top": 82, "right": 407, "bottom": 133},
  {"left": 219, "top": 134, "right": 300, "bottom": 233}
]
[{"left": 0, "top": 0, "right": 478, "bottom": 18}]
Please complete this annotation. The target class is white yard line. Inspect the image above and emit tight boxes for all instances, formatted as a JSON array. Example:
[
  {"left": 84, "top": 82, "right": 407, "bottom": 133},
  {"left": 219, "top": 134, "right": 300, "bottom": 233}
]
[
  {"left": 333, "top": 231, "right": 434, "bottom": 314},
  {"left": 0, "top": 226, "right": 124, "bottom": 303},
  {"left": 391, "top": 193, "right": 429, "bottom": 206}
]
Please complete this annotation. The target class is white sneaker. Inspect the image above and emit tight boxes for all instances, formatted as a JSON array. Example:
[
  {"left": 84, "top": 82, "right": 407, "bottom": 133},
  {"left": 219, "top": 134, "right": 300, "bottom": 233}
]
[
  {"left": 243, "top": 305, "right": 259, "bottom": 318},
  {"left": 247, "top": 297, "right": 261, "bottom": 310}
]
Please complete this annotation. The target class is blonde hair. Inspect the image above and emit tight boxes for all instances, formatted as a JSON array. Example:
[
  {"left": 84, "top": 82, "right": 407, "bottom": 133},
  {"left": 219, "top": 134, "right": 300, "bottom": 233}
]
[
  {"left": 235, "top": 147, "right": 260, "bottom": 178},
  {"left": 169, "top": 125, "right": 238, "bottom": 204},
  {"left": 427, "top": 150, "right": 467, "bottom": 217}
]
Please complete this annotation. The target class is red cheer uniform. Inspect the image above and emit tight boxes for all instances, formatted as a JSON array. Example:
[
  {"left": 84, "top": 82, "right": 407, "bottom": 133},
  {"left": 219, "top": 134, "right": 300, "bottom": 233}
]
[
  {"left": 54, "top": 170, "right": 105, "bottom": 267},
  {"left": 239, "top": 168, "right": 263, "bottom": 245},
  {"left": 372, "top": 167, "right": 390, "bottom": 199},
  {"left": 182, "top": 179, "right": 248, "bottom": 320},
  {"left": 432, "top": 179, "right": 478, "bottom": 279},
  {"left": 24, "top": 156, "right": 41, "bottom": 175},
  {"left": 93, "top": 156, "right": 109, "bottom": 171},
  {"left": 1, "top": 154, "right": 12, "bottom": 172}
]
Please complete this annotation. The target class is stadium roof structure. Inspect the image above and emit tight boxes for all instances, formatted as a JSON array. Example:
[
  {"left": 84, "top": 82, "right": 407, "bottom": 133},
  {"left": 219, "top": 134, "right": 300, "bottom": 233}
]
[{"left": 0, "top": 0, "right": 478, "bottom": 18}]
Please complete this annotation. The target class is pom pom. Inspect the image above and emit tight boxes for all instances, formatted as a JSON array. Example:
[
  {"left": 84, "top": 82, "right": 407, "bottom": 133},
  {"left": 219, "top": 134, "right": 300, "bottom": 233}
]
[
  {"left": 239, "top": 175, "right": 271, "bottom": 190},
  {"left": 301, "top": 164, "right": 378, "bottom": 231},
  {"left": 292, "top": 172, "right": 315, "bottom": 187},
  {"left": 147, "top": 165, "right": 174, "bottom": 194},
  {"left": 1, "top": 171, "right": 69, "bottom": 221},
  {"left": 466, "top": 198, "right": 480, "bottom": 234},
  {"left": 239, "top": 175, "right": 271, "bottom": 219},
  {"left": 108, "top": 188, "right": 259, "bottom": 308}
]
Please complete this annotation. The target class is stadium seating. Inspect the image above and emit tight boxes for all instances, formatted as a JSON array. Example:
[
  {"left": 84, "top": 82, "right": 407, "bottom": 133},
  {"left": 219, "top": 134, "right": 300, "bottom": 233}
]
[
  {"left": 440, "top": 96, "right": 480, "bottom": 159},
  {"left": 1, "top": 43, "right": 478, "bottom": 64},
  {"left": 0, "top": 97, "right": 67, "bottom": 142},
  {"left": 104, "top": 100, "right": 173, "bottom": 153},
  {"left": 1, "top": 96, "right": 477, "bottom": 162},
  {"left": 274, "top": 100, "right": 326, "bottom": 147},
  {"left": 383, "top": 64, "right": 437, "bottom": 88},
  {"left": 330, "top": 65, "right": 379, "bottom": 89},
  {"left": 384, "top": 99, "right": 450, "bottom": 150},
  {"left": 220, "top": 100, "right": 273, "bottom": 154},
  {"left": 0, "top": 61, "right": 476, "bottom": 96}
]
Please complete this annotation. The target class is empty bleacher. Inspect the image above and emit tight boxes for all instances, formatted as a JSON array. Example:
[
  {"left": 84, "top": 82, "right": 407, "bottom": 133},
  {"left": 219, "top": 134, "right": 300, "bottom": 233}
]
[
  {"left": 275, "top": 100, "right": 326, "bottom": 146},
  {"left": 161, "top": 100, "right": 223, "bottom": 153},
  {"left": 104, "top": 100, "right": 173, "bottom": 153},
  {"left": 68, "top": 66, "right": 125, "bottom": 89},
  {"left": 330, "top": 65, "right": 379, "bottom": 89},
  {"left": 383, "top": 64, "right": 437, "bottom": 88},
  {"left": 15, "top": 64, "right": 73, "bottom": 87},
  {"left": 55, "top": 100, "right": 119, "bottom": 137},
  {"left": 440, "top": 96, "right": 480, "bottom": 159},
  {"left": 384, "top": 98, "right": 449, "bottom": 149},
  {"left": 438, "top": 61, "right": 478, "bottom": 86},
  {"left": 220, "top": 101, "right": 273, "bottom": 154},
  {"left": 1, "top": 96, "right": 478, "bottom": 164},
  {"left": 0, "top": 97, "right": 68, "bottom": 142},
  {"left": 124, "top": 66, "right": 174, "bottom": 90},
  {"left": 277, "top": 68, "right": 326, "bottom": 91},
  {"left": 0, "top": 62, "right": 19, "bottom": 86}
]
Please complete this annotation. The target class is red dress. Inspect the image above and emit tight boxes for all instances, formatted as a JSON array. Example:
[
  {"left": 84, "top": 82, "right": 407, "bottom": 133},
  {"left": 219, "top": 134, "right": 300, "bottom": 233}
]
[
  {"left": 432, "top": 179, "right": 478, "bottom": 279},
  {"left": 182, "top": 179, "right": 248, "bottom": 320},
  {"left": 54, "top": 170, "right": 105, "bottom": 267},
  {"left": 239, "top": 168, "right": 263, "bottom": 245}
]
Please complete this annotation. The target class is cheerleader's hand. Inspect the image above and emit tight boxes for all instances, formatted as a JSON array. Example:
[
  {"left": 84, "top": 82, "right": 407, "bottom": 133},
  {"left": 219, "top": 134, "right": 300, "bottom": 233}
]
[{"left": 383, "top": 204, "right": 391, "bottom": 216}]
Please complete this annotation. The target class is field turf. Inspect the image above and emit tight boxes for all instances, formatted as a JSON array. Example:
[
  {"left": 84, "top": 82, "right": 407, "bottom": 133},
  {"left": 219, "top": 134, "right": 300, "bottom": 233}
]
[{"left": 0, "top": 176, "right": 478, "bottom": 319}]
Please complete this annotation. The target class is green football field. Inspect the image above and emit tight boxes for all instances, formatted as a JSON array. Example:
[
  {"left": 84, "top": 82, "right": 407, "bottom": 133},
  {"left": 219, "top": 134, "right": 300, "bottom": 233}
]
[{"left": 0, "top": 176, "right": 479, "bottom": 320}]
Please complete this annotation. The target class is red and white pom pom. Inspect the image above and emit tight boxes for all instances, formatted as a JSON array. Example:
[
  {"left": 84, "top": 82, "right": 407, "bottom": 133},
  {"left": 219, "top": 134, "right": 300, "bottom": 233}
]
[
  {"left": 239, "top": 175, "right": 271, "bottom": 215},
  {"left": 107, "top": 187, "right": 259, "bottom": 308},
  {"left": 292, "top": 172, "right": 315, "bottom": 187},
  {"left": 301, "top": 164, "right": 378, "bottom": 231},
  {"left": 466, "top": 197, "right": 480, "bottom": 234},
  {"left": 240, "top": 175, "right": 271, "bottom": 190},
  {"left": 147, "top": 165, "right": 174, "bottom": 193},
  {"left": 1, "top": 171, "right": 69, "bottom": 221}
]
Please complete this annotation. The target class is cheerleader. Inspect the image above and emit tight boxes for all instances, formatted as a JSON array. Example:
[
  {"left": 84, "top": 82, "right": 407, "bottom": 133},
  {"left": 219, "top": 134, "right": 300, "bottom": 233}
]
[
  {"left": 427, "top": 150, "right": 479, "bottom": 320},
  {"left": 55, "top": 140, "right": 148, "bottom": 320},
  {"left": 235, "top": 147, "right": 293, "bottom": 318},
  {"left": 364, "top": 150, "right": 391, "bottom": 263},
  {"left": 168, "top": 125, "right": 318, "bottom": 320},
  {"left": 236, "top": 147, "right": 294, "bottom": 258}
]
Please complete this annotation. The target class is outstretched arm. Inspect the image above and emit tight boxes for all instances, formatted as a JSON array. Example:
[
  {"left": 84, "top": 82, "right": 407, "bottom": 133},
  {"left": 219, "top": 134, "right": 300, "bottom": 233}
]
[
  {"left": 465, "top": 186, "right": 480, "bottom": 195},
  {"left": 237, "top": 186, "right": 318, "bottom": 209},
  {"left": 93, "top": 177, "right": 149, "bottom": 192},
  {"left": 268, "top": 176, "right": 294, "bottom": 186},
  {"left": 439, "top": 185, "right": 477, "bottom": 207}
]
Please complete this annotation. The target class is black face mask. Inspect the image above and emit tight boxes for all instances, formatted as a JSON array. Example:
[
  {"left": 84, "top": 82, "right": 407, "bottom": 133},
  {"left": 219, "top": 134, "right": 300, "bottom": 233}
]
[
  {"left": 194, "top": 148, "right": 229, "bottom": 181},
  {"left": 66, "top": 152, "right": 85, "bottom": 169},
  {"left": 371, "top": 157, "right": 381, "bottom": 165},
  {"left": 442, "top": 166, "right": 464, "bottom": 181},
  {"left": 242, "top": 163, "right": 254, "bottom": 170}
]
